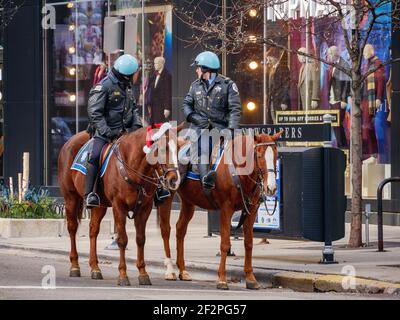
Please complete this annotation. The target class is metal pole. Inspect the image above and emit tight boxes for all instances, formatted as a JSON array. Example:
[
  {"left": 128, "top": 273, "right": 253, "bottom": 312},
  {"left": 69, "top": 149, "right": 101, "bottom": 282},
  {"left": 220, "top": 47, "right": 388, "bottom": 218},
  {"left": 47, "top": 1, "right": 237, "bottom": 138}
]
[
  {"left": 107, "top": 0, "right": 111, "bottom": 69},
  {"left": 222, "top": 0, "right": 227, "bottom": 76},
  {"left": 263, "top": 0, "right": 267, "bottom": 124},
  {"left": 365, "top": 203, "right": 371, "bottom": 247},
  {"left": 75, "top": 3, "right": 79, "bottom": 133},
  {"left": 305, "top": 11, "right": 309, "bottom": 120},
  {"left": 43, "top": 0, "right": 49, "bottom": 185},
  {"left": 141, "top": 0, "right": 145, "bottom": 121},
  {"left": 377, "top": 177, "right": 400, "bottom": 252}
]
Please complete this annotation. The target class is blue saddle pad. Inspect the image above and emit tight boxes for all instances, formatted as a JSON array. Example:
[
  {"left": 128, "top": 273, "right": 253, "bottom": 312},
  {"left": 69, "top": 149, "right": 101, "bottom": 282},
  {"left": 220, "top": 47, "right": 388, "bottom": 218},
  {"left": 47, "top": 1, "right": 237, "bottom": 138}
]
[
  {"left": 178, "top": 143, "right": 225, "bottom": 181},
  {"left": 70, "top": 139, "right": 116, "bottom": 177}
]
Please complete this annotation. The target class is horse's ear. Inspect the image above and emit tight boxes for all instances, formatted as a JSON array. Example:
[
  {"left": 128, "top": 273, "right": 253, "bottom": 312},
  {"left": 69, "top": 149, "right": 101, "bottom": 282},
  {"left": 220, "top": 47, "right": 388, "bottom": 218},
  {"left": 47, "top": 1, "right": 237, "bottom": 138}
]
[{"left": 272, "top": 130, "right": 284, "bottom": 142}]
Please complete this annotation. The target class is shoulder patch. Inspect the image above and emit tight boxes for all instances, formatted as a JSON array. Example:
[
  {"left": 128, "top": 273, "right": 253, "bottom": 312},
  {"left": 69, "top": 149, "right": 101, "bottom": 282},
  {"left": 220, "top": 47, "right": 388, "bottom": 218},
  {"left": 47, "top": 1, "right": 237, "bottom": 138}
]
[{"left": 232, "top": 83, "right": 239, "bottom": 93}]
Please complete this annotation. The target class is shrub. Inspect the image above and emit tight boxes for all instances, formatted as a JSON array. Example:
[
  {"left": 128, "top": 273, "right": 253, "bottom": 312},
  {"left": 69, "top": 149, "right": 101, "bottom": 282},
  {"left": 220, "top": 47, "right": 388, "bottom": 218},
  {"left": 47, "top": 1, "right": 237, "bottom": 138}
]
[{"left": 0, "top": 185, "right": 64, "bottom": 219}]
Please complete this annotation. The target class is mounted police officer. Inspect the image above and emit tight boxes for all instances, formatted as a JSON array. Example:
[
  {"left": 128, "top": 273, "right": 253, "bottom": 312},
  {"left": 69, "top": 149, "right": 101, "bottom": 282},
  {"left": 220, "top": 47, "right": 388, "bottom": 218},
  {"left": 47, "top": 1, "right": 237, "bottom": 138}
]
[
  {"left": 182, "top": 51, "right": 242, "bottom": 190},
  {"left": 85, "top": 54, "right": 143, "bottom": 208}
]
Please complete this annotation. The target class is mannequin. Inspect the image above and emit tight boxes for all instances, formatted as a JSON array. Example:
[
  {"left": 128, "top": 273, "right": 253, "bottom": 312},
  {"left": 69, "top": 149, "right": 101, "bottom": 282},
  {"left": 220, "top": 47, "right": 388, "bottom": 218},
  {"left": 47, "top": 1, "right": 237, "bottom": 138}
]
[
  {"left": 327, "top": 46, "right": 351, "bottom": 148},
  {"left": 145, "top": 56, "right": 172, "bottom": 124},
  {"left": 361, "top": 44, "right": 384, "bottom": 160},
  {"left": 297, "top": 47, "right": 320, "bottom": 110},
  {"left": 268, "top": 51, "right": 290, "bottom": 123}
]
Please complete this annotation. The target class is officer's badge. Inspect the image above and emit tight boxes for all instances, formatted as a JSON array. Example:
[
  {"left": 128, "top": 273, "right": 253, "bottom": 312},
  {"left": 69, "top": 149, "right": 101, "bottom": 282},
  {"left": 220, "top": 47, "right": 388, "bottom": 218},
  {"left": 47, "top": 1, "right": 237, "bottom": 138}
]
[
  {"left": 232, "top": 83, "right": 239, "bottom": 93},
  {"left": 113, "top": 91, "right": 121, "bottom": 96},
  {"left": 93, "top": 85, "right": 102, "bottom": 92},
  {"left": 214, "top": 86, "right": 222, "bottom": 93},
  {"left": 196, "top": 91, "right": 202, "bottom": 95}
]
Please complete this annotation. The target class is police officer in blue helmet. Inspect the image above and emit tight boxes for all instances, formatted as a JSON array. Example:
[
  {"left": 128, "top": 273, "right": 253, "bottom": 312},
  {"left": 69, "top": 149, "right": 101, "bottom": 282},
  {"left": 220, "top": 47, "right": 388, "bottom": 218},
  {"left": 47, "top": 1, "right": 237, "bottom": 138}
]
[
  {"left": 182, "top": 51, "right": 242, "bottom": 190},
  {"left": 85, "top": 54, "right": 143, "bottom": 208}
]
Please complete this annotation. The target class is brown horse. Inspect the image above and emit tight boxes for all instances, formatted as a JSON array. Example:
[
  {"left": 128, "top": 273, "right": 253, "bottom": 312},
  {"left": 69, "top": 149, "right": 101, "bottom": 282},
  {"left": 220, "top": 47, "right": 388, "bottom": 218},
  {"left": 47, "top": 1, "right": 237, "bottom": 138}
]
[
  {"left": 158, "top": 131, "right": 282, "bottom": 290},
  {"left": 58, "top": 124, "right": 180, "bottom": 286}
]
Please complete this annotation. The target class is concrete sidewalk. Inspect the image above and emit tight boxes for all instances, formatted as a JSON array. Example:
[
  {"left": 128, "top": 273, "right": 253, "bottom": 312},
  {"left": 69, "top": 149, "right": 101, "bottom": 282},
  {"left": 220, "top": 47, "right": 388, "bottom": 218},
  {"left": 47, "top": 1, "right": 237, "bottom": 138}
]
[{"left": 1, "top": 209, "right": 400, "bottom": 295}]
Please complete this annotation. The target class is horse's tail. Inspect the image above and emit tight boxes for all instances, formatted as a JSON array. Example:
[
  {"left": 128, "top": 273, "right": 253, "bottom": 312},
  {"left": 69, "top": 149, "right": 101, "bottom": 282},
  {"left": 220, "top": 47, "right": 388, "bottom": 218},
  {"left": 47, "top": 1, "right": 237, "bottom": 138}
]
[
  {"left": 235, "top": 210, "right": 247, "bottom": 230},
  {"left": 156, "top": 206, "right": 161, "bottom": 230},
  {"left": 78, "top": 202, "right": 83, "bottom": 222}
]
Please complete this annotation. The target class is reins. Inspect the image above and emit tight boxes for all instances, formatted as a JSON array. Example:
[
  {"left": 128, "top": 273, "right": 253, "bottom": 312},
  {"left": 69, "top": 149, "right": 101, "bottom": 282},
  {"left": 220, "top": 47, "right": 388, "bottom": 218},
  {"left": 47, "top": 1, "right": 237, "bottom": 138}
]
[{"left": 232, "top": 139, "right": 278, "bottom": 216}]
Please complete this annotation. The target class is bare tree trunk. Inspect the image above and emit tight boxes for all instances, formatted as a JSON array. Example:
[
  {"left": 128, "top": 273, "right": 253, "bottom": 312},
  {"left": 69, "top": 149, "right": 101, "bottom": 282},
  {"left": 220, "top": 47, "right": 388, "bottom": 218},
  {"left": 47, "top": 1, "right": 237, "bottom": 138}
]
[{"left": 348, "top": 78, "right": 363, "bottom": 248}]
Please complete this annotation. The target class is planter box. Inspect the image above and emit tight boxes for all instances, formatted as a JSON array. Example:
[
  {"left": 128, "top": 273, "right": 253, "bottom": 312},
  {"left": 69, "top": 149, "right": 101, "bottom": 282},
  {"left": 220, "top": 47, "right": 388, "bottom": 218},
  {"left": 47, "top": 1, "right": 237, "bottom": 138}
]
[
  {"left": 0, "top": 219, "right": 61, "bottom": 238},
  {"left": 0, "top": 218, "right": 112, "bottom": 238}
]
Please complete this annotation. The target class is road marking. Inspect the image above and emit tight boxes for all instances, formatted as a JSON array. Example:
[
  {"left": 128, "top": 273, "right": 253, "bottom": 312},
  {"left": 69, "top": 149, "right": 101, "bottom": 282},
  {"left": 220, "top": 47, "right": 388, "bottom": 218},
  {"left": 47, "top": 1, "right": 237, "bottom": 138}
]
[{"left": 0, "top": 285, "right": 254, "bottom": 294}]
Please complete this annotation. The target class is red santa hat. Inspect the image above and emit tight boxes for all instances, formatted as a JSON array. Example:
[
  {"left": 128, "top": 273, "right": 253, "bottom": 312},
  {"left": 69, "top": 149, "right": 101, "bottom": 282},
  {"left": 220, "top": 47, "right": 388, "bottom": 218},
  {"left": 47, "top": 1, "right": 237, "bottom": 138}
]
[{"left": 143, "top": 122, "right": 172, "bottom": 154}]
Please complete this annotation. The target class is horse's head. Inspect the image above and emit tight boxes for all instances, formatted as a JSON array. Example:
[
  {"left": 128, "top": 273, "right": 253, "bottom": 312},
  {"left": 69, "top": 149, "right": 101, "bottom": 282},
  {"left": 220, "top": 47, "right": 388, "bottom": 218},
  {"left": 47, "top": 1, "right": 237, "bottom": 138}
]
[
  {"left": 253, "top": 131, "right": 283, "bottom": 196},
  {"left": 144, "top": 122, "right": 184, "bottom": 191}
]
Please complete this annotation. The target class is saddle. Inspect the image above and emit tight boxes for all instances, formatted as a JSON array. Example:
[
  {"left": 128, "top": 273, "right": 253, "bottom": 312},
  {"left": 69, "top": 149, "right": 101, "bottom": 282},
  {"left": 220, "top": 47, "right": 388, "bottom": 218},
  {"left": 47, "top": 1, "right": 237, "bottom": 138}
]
[
  {"left": 71, "top": 139, "right": 116, "bottom": 177},
  {"left": 177, "top": 138, "right": 226, "bottom": 182}
]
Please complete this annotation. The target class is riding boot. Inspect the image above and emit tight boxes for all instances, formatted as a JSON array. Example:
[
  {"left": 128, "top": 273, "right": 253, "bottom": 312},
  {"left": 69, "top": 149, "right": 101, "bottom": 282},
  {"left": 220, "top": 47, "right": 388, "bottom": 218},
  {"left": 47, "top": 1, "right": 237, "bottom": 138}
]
[
  {"left": 198, "top": 163, "right": 216, "bottom": 190},
  {"left": 154, "top": 186, "right": 171, "bottom": 207},
  {"left": 84, "top": 163, "right": 100, "bottom": 208}
]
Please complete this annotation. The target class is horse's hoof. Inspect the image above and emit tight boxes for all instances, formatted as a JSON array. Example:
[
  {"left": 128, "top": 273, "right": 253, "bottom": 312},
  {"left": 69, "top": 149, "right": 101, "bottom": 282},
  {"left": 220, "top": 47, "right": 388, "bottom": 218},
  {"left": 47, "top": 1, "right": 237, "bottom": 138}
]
[
  {"left": 216, "top": 281, "right": 229, "bottom": 290},
  {"left": 179, "top": 271, "right": 192, "bottom": 281},
  {"left": 117, "top": 277, "right": 131, "bottom": 287},
  {"left": 91, "top": 270, "right": 103, "bottom": 280},
  {"left": 138, "top": 274, "right": 152, "bottom": 286},
  {"left": 165, "top": 272, "right": 177, "bottom": 281},
  {"left": 246, "top": 281, "right": 261, "bottom": 290},
  {"left": 69, "top": 268, "right": 81, "bottom": 278}
]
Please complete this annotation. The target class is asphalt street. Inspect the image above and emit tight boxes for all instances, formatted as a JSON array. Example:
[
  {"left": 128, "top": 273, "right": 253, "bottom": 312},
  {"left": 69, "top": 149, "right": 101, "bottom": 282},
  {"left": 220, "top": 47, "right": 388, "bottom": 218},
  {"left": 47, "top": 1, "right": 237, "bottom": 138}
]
[{"left": 0, "top": 248, "right": 397, "bottom": 300}]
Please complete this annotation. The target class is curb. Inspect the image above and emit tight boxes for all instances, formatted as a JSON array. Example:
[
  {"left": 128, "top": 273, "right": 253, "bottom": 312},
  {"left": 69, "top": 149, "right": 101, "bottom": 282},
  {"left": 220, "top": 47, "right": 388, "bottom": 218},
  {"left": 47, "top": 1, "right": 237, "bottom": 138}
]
[
  {"left": 1, "top": 243, "right": 399, "bottom": 295},
  {"left": 273, "top": 271, "right": 400, "bottom": 295}
]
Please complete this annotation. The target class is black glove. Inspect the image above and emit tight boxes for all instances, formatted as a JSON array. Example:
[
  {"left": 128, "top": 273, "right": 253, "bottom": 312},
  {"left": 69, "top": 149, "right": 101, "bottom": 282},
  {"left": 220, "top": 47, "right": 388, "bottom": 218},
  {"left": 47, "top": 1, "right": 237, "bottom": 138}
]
[
  {"left": 126, "top": 125, "right": 143, "bottom": 133},
  {"left": 107, "top": 128, "right": 122, "bottom": 140},
  {"left": 187, "top": 112, "right": 209, "bottom": 129}
]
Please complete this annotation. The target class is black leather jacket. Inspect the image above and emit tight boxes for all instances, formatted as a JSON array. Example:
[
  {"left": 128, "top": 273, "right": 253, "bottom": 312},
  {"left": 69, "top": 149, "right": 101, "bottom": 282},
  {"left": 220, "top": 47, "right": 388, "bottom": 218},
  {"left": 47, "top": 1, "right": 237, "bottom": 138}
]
[
  {"left": 182, "top": 75, "right": 242, "bottom": 130},
  {"left": 87, "top": 69, "right": 142, "bottom": 140}
]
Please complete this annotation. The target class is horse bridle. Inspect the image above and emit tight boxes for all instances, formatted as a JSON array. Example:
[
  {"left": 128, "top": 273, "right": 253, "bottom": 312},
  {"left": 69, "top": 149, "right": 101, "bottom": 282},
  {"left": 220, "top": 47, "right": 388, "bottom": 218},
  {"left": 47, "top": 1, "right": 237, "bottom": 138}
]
[
  {"left": 252, "top": 141, "right": 278, "bottom": 216},
  {"left": 114, "top": 137, "right": 179, "bottom": 192}
]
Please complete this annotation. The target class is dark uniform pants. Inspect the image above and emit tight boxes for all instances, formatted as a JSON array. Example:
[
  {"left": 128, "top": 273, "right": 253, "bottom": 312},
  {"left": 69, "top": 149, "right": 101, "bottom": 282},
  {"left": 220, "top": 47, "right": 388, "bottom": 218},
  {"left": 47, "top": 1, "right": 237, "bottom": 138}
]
[
  {"left": 187, "top": 127, "right": 221, "bottom": 165},
  {"left": 88, "top": 137, "right": 108, "bottom": 168}
]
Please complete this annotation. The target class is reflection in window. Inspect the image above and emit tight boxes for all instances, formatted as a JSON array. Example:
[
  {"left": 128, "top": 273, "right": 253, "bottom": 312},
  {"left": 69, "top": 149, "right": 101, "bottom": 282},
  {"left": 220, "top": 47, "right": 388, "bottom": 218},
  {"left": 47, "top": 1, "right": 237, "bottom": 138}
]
[{"left": 45, "top": 1, "right": 107, "bottom": 185}]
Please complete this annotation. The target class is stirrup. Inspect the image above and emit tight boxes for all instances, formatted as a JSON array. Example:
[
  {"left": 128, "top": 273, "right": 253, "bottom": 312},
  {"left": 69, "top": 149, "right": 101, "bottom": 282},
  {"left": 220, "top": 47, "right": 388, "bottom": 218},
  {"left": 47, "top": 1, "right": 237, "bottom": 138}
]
[
  {"left": 154, "top": 187, "right": 171, "bottom": 207},
  {"left": 156, "top": 187, "right": 171, "bottom": 200},
  {"left": 85, "top": 192, "right": 100, "bottom": 208}
]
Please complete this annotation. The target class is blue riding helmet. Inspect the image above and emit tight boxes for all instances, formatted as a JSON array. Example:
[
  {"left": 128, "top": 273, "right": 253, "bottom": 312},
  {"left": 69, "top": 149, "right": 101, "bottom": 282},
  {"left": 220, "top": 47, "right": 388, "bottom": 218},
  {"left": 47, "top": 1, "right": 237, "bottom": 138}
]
[
  {"left": 113, "top": 54, "right": 139, "bottom": 76},
  {"left": 192, "top": 51, "right": 220, "bottom": 70}
]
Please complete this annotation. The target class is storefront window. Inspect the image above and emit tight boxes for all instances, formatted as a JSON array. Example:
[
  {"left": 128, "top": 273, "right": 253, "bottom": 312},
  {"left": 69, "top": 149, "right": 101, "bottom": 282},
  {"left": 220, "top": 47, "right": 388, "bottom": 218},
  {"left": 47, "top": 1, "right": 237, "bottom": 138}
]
[
  {"left": 110, "top": 0, "right": 173, "bottom": 125},
  {"left": 227, "top": 4, "right": 392, "bottom": 200},
  {"left": 44, "top": 0, "right": 107, "bottom": 185},
  {"left": 43, "top": 1, "right": 393, "bottom": 201},
  {"left": 44, "top": 0, "right": 172, "bottom": 185}
]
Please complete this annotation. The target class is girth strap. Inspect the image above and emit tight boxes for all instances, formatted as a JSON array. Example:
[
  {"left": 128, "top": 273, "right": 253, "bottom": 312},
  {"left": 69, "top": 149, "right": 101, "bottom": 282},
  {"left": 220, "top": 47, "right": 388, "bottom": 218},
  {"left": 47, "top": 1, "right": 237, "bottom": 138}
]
[
  {"left": 203, "top": 188, "right": 219, "bottom": 210},
  {"left": 228, "top": 162, "right": 253, "bottom": 215}
]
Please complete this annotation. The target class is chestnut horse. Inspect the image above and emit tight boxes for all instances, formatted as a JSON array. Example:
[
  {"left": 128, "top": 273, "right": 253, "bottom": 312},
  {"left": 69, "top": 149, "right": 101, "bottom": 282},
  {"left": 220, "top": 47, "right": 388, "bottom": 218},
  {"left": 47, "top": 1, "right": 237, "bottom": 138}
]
[
  {"left": 158, "top": 131, "right": 282, "bottom": 290},
  {"left": 58, "top": 124, "right": 180, "bottom": 286}
]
